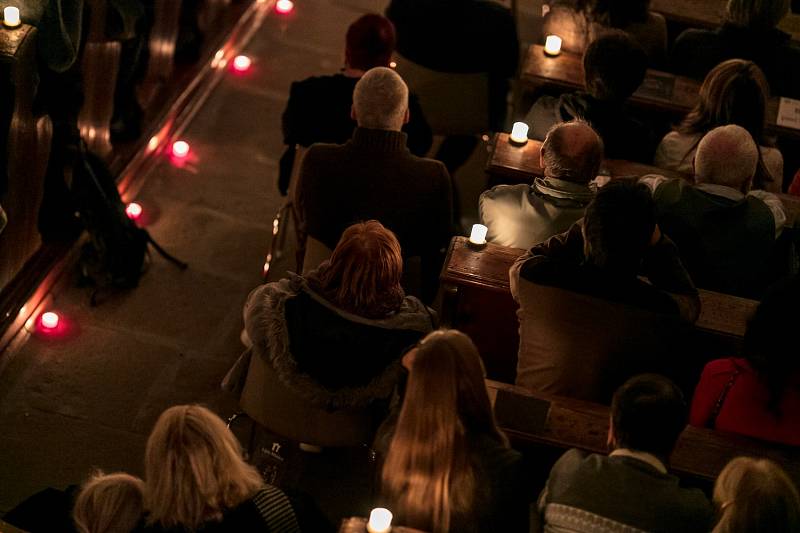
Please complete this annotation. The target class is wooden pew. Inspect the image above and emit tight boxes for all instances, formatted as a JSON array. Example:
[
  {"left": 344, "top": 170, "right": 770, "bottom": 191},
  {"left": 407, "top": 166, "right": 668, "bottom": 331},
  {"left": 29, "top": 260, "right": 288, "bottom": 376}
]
[
  {"left": 649, "top": 0, "right": 800, "bottom": 43},
  {"left": 520, "top": 44, "right": 800, "bottom": 141},
  {"left": 440, "top": 236, "right": 759, "bottom": 383},
  {"left": 0, "top": 25, "right": 53, "bottom": 289},
  {"left": 486, "top": 132, "right": 800, "bottom": 228},
  {"left": 78, "top": 0, "right": 123, "bottom": 157},
  {"left": 138, "top": 1, "right": 185, "bottom": 107},
  {"left": 487, "top": 379, "right": 800, "bottom": 488}
]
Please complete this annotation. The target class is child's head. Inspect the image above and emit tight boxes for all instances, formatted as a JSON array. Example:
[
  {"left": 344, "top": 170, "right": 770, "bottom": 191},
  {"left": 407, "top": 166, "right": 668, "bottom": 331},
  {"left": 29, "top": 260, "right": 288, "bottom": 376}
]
[{"left": 73, "top": 471, "right": 145, "bottom": 533}]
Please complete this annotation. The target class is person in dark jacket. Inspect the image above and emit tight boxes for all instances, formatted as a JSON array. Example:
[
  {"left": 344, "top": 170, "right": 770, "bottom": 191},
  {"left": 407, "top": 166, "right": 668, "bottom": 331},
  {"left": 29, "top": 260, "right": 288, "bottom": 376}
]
[
  {"left": 279, "top": 13, "right": 432, "bottom": 194},
  {"left": 671, "top": 0, "right": 800, "bottom": 99},
  {"left": 525, "top": 31, "right": 656, "bottom": 163}
]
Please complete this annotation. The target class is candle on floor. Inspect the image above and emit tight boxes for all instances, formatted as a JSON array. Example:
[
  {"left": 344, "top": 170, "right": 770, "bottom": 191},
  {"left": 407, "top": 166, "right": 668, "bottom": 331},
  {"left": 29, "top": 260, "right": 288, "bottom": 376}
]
[
  {"left": 40, "top": 311, "right": 60, "bottom": 330},
  {"left": 125, "top": 202, "right": 143, "bottom": 220},
  {"left": 232, "top": 55, "right": 252, "bottom": 72},
  {"left": 275, "top": 0, "right": 294, "bottom": 14},
  {"left": 509, "top": 122, "right": 529, "bottom": 145},
  {"left": 469, "top": 224, "right": 488, "bottom": 246},
  {"left": 544, "top": 35, "right": 562, "bottom": 56},
  {"left": 3, "top": 6, "right": 21, "bottom": 28},
  {"left": 171, "top": 140, "right": 190, "bottom": 159},
  {"left": 366, "top": 508, "right": 392, "bottom": 533}
]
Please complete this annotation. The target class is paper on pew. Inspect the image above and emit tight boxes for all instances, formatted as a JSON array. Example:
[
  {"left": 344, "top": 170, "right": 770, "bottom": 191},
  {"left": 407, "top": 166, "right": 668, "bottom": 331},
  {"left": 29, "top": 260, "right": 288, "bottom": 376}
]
[{"left": 777, "top": 97, "right": 800, "bottom": 130}]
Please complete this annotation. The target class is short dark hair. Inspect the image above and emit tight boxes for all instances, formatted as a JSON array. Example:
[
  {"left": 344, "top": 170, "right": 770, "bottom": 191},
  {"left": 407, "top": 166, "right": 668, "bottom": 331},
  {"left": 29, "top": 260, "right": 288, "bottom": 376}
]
[
  {"left": 611, "top": 374, "right": 687, "bottom": 458},
  {"left": 583, "top": 31, "right": 647, "bottom": 102},
  {"left": 345, "top": 14, "right": 396, "bottom": 71},
  {"left": 583, "top": 180, "right": 655, "bottom": 275}
]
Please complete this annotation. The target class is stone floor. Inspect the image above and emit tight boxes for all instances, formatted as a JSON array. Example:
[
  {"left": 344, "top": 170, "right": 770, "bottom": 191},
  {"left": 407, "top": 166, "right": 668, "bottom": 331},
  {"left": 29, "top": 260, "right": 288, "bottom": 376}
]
[{"left": 0, "top": 0, "right": 494, "bottom": 523}]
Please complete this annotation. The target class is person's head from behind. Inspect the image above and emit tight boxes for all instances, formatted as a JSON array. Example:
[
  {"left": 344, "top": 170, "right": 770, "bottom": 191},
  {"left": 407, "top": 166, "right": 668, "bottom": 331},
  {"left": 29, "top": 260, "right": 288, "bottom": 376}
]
[
  {"left": 352, "top": 67, "right": 409, "bottom": 131},
  {"left": 694, "top": 125, "right": 759, "bottom": 193},
  {"left": 144, "top": 404, "right": 263, "bottom": 530},
  {"left": 313, "top": 220, "right": 404, "bottom": 318},
  {"left": 345, "top": 14, "right": 396, "bottom": 71},
  {"left": 610, "top": 374, "right": 686, "bottom": 462},
  {"left": 682, "top": 59, "right": 769, "bottom": 142},
  {"left": 583, "top": 31, "right": 647, "bottom": 103},
  {"left": 712, "top": 457, "right": 800, "bottom": 533},
  {"left": 73, "top": 471, "right": 144, "bottom": 533},
  {"left": 591, "top": 0, "right": 651, "bottom": 27},
  {"left": 382, "top": 329, "right": 505, "bottom": 533},
  {"left": 743, "top": 275, "right": 800, "bottom": 415},
  {"left": 726, "top": 0, "right": 790, "bottom": 29},
  {"left": 540, "top": 120, "right": 604, "bottom": 185},
  {"left": 582, "top": 180, "right": 656, "bottom": 276}
]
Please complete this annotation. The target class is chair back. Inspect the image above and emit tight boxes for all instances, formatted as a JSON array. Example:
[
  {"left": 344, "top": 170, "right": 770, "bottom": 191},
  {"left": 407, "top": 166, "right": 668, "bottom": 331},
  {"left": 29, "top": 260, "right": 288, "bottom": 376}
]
[{"left": 393, "top": 54, "right": 490, "bottom": 136}]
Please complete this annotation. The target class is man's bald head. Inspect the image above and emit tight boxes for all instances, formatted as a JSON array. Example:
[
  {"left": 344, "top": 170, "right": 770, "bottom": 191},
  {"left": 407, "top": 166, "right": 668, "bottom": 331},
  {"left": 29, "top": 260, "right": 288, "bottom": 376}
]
[
  {"left": 694, "top": 125, "right": 759, "bottom": 192},
  {"left": 540, "top": 121, "right": 604, "bottom": 184}
]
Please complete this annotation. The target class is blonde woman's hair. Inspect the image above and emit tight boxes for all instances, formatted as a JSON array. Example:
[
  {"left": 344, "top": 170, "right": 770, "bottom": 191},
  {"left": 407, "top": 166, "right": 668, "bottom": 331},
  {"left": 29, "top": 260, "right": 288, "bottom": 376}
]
[
  {"left": 144, "top": 404, "right": 264, "bottom": 529},
  {"left": 381, "top": 330, "right": 507, "bottom": 533},
  {"left": 713, "top": 457, "right": 800, "bottom": 533},
  {"left": 73, "top": 471, "right": 144, "bottom": 533}
]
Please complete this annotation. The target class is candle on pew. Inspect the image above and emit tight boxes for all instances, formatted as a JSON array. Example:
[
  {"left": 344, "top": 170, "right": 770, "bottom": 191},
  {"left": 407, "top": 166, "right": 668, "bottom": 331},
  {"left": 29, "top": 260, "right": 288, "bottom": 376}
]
[
  {"left": 3, "top": 6, "right": 21, "bottom": 28},
  {"left": 469, "top": 224, "right": 488, "bottom": 246},
  {"left": 509, "top": 122, "right": 529, "bottom": 145},
  {"left": 366, "top": 508, "right": 392, "bottom": 533},
  {"left": 544, "top": 35, "right": 562, "bottom": 56}
]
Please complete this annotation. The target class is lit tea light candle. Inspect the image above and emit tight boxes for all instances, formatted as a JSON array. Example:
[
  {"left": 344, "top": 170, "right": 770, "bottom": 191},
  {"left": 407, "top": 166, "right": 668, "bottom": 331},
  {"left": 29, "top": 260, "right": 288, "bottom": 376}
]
[
  {"left": 509, "top": 122, "right": 529, "bottom": 145},
  {"left": 469, "top": 224, "right": 488, "bottom": 246},
  {"left": 125, "top": 202, "right": 143, "bottom": 220},
  {"left": 171, "top": 140, "right": 190, "bottom": 158},
  {"left": 366, "top": 508, "right": 392, "bottom": 533},
  {"left": 275, "top": 0, "right": 294, "bottom": 14},
  {"left": 3, "top": 6, "right": 21, "bottom": 28},
  {"left": 40, "top": 311, "right": 60, "bottom": 330},
  {"left": 232, "top": 55, "right": 252, "bottom": 72},
  {"left": 389, "top": 61, "right": 397, "bottom": 68},
  {"left": 544, "top": 35, "right": 562, "bottom": 56}
]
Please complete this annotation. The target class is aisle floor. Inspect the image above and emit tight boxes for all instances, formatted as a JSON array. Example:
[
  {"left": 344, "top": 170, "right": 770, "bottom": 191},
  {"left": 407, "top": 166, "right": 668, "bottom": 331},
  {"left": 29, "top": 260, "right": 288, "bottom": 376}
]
[{"left": 0, "top": 0, "right": 490, "bottom": 522}]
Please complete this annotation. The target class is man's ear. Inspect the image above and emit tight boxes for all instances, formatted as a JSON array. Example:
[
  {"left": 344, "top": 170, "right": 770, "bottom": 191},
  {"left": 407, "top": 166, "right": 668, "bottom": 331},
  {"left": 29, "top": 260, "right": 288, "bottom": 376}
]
[
  {"left": 403, "top": 107, "right": 410, "bottom": 125},
  {"left": 539, "top": 147, "right": 545, "bottom": 170},
  {"left": 351, "top": 104, "right": 357, "bottom": 122}
]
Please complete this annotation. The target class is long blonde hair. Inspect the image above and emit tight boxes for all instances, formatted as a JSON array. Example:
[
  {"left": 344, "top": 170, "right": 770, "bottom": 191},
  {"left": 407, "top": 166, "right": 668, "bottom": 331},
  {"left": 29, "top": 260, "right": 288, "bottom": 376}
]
[
  {"left": 381, "top": 330, "right": 507, "bottom": 533},
  {"left": 713, "top": 457, "right": 800, "bottom": 533},
  {"left": 143, "top": 404, "right": 264, "bottom": 529},
  {"left": 73, "top": 471, "right": 144, "bottom": 533}
]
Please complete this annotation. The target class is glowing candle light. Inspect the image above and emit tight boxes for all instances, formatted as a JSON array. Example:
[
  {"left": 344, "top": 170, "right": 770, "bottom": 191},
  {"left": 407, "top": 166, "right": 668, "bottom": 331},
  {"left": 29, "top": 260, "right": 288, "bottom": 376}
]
[
  {"left": 4, "top": 6, "right": 21, "bottom": 28},
  {"left": 232, "top": 55, "right": 252, "bottom": 72},
  {"left": 509, "top": 122, "right": 529, "bottom": 145},
  {"left": 40, "top": 312, "right": 60, "bottom": 330},
  {"left": 366, "top": 508, "right": 392, "bottom": 533},
  {"left": 275, "top": 0, "right": 294, "bottom": 14},
  {"left": 469, "top": 224, "right": 488, "bottom": 246},
  {"left": 389, "top": 61, "right": 397, "bottom": 68},
  {"left": 171, "top": 140, "right": 190, "bottom": 158},
  {"left": 544, "top": 35, "right": 562, "bottom": 56},
  {"left": 125, "top": 202, "right": 143, "bottom": 220}
]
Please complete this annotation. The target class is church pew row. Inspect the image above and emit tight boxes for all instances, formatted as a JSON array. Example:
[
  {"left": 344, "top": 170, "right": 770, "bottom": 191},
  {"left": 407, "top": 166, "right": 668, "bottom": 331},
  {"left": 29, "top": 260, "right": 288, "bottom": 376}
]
[
  {"left": 439, "top": 236, "right": 759, "bottom": 384},
  {"left": 486, "top": 379, "right": 800, "bottom": 490},
  {"left": 486, "top": 133, "right": 800, "bottom": 228}
]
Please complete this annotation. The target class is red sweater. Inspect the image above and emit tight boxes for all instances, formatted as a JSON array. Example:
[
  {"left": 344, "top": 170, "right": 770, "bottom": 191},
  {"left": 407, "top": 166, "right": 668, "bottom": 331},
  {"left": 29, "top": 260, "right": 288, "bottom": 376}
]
[{"left": 689, "top": 358, "right": 800, "bottom": 446}]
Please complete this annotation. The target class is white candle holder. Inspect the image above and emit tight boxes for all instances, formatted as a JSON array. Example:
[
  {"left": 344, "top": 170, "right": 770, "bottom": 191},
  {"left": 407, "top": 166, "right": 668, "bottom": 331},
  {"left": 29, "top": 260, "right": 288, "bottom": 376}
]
[
  {"left": 366, "top": 508, "right": 392, "bottom": 533},
  {"left": 509, "top": 122, "right": 529, "bottom": 146},
  {"left": 3, "top": 6, "right": 21, "bottom": 28},
  {"left": 544, "top": 35, "right": 562, "bottom": 56}
]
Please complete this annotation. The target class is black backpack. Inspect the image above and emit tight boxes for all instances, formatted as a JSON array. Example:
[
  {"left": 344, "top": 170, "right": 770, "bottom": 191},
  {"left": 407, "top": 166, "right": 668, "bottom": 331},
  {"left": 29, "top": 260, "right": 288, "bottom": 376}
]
[{"left": 71, "top": 141, "right": 187, "bottom": 305}]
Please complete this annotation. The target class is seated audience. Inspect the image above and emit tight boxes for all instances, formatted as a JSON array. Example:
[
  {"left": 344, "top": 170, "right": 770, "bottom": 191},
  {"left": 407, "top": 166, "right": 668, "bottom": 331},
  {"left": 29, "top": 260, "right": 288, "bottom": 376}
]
[
  {"left": 690, "top": 276, "right": 800, "bottom": 445},
  {"left": 711, "top": 457, "right": 800, "bottom": 533},
  {"left": 654, "top": 59, "right": 783, "bottom": 192},
  {"left": 298, "top": 67, "right": 454, "bottom": 302},
  {"left": 534, "top": 374, "right": 713, "bottom": 533},
  {"left": 479, "top": 120, "right": 602, "bottom": 249},
  {"left": 542, "top": 0, "right": 668, "bottom": 65},
  {"left": 73, "top": 471, "right": 144, "bottom": 533},
  {"left": 224, "top": 221, "right": 435, "bottom": 412},
  {"left": 140, "top": 404, "right": 303, "bottom": 532},
  {"left": 672, "top": 0, "right": 800, "bottom": 99},
  {"left": 378, "top": 329, "right": 532, "bottom": 533},
  {"left": 643, "top": 125, "right": 787, "bottom": 299},
  {"left": 510, "top": 180, "right": 699, "bottom": 402},
  {"left": 279, "top": 13, "right": 432, "bottom": 195},
  {"left": 525, "top": 31, "right": 655, "bottom": 163}
]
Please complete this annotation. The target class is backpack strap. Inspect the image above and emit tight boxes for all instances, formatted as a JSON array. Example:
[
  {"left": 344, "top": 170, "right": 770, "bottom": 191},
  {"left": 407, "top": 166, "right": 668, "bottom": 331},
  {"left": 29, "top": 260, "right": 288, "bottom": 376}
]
[
  {"left": 708, "top": 359, "right": 742, "bottom": 428},
  {"left": 252, "top": 485, "right": 300, "bottom": 532}
]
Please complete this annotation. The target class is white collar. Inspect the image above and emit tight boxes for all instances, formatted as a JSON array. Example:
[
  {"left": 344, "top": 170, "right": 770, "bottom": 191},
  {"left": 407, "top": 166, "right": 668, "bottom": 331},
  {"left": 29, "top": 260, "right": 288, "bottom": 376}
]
[{"left": 609, "top": 448, "right": 668, "bottom": 474}]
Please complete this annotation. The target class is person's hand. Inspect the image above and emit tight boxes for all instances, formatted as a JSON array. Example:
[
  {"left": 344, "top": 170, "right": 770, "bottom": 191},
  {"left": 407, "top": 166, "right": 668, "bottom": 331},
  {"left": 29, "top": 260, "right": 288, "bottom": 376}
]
[{"left": 650, "top": 224, "right": 662, "bottom": 246}]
